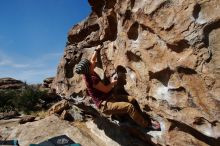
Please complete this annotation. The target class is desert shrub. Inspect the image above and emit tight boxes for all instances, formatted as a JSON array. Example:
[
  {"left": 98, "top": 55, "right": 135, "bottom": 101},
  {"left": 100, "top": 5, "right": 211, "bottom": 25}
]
[
  {"left": 0, "top": 85, "right": 47, "bottom": 113},
  {"left": 12, "top": 86, "right": 47, "bottom": 113},
  {"left": 0, "top": 89, "right": 19, "bottom": 112}
]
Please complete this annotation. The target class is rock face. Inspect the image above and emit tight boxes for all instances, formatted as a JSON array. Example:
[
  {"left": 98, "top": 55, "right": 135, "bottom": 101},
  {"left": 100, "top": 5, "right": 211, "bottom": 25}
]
[
  {"left": 52, "top": 0, "right": 220, "bottom": 145},
  {"left": 0, "top": 78, "right": 25, "bottom": 89}
]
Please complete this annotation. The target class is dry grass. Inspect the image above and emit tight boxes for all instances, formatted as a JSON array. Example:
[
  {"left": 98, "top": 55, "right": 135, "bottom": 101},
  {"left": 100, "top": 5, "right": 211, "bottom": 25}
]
[{"left": 31, "top": 110, "right": 48, "bottom": 119}]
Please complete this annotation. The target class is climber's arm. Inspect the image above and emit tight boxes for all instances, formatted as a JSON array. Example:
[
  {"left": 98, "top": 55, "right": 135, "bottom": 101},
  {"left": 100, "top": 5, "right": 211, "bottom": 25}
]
[{"left": 90, "top": 45, "right": 101, "bottom": 65}]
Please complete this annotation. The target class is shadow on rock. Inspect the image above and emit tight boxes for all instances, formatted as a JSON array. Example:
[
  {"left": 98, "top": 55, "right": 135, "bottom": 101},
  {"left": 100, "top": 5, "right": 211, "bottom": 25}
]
[
  {"left": 168, "top": 119, "right": 220, "bottom": 146},
  {"left": 93, "top": 113, "right": 159, "bottom": 146}
]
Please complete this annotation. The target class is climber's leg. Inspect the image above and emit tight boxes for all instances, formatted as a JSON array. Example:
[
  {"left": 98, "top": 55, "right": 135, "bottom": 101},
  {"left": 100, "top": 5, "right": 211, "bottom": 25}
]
[{"left": 100, "top": 100, "right": 148, "bottom": 128}]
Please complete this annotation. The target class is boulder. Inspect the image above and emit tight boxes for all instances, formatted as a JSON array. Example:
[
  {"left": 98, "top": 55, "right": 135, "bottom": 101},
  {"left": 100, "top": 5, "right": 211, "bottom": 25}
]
[
  {"left": 48, "top": 100, "right": 69, "bottom": 115},
  {"left": 7, "top": 115, "right": 148, "bottom": 146},
  {"left": 51, "top": 0, "right": 220, "bottom": 145},
  {"left": 42, "top": 77, "right": 54, "bottom": 88},
  {"left": 19, "top": 115, "right": 36, "bottom": 124},
  {"left": 7, "top": 115, "right": 102, "bottom": 146},
  {"left": 0, "top": 78, "right": 25, "bottom": 89},
  {"left": 60, "top": 106, "right": 84, "bottom": 121}
]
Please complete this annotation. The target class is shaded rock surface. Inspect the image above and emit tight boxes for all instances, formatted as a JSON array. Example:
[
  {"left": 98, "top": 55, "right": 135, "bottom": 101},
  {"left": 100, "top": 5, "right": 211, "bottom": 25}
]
[
  {"left": 51, "top": 0, "right": 220, "bottom": 145},
  {"left": 19, "top": 115, "right": 36, "bottom": 124}
]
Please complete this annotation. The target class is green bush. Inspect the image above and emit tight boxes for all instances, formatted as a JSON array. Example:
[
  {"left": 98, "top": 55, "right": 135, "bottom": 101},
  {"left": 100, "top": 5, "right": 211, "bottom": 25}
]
[
  {"left": 0, "top": 85, "right": 47, "bottom": 113},
  {"left": 0, "top": 89, "right": 19, "bottom": 112},
  {"left": 13, "top": 86, "right": 47, "bottom": 113}
]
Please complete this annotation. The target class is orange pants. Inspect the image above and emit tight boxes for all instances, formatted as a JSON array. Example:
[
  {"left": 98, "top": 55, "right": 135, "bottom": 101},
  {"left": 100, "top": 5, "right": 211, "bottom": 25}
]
[{"left": 100, "top": 95, "right": 148, "bottom": 128}]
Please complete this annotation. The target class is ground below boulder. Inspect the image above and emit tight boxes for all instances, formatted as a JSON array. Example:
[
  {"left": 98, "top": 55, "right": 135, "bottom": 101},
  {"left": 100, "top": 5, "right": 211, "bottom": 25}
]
[{"left": 4, "top": 114, "right": 154, "bottom": 146}]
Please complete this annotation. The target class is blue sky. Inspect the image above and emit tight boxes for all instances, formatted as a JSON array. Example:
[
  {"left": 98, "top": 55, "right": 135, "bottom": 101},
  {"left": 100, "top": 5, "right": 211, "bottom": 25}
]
[{"left": 0, "top": 0, "right": 91, "bottom": 83}]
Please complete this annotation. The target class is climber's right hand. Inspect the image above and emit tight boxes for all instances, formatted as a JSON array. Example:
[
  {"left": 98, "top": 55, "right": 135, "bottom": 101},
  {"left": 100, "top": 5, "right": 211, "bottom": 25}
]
[{"left": 110, "top": 77, "right": 118, "bottom": 86}]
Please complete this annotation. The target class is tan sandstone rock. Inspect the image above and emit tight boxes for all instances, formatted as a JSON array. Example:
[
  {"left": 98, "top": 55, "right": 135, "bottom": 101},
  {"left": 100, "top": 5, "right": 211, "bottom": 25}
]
[
  {"left": 52, "top": 0, "right": 220, "bottom": 145},
  {"left": 7, "top": 115, "right": 103, "bottom": 146},
  {"left": 0, "top": 77, "right": 25, "bottom": 89},
  {"left": 48, "top": 100, "right": 69, "bottom": 115}
]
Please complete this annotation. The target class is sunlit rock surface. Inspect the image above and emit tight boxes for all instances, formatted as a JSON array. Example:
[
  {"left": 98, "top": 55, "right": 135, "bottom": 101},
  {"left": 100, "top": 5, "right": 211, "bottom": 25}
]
[
  {"left": 52, "top": 0, "right": 220, "bottom": 145},
  {"left": 5, "top": 115, "right": 149, "bottom": 146}
]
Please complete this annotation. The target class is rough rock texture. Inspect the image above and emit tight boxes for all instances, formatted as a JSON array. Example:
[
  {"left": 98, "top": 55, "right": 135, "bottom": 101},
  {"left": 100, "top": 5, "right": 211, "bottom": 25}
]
[
  {"left": 6, "top": 115, "right": 100, "bottom": 146},
  {"left": 52, "top": 0, "right": 220, "bottom": 145},
  {"left": 6, "top": 115, "right": 147, "bottom": 146},
  {"left": 0, "top": 118, "right": 20, "bottom": 140},
  {"left": 0, "top": 111, "right": 19, "bottom": 120},
  {"left": 0, "top": 78, "right": 25, "bottom": 89},
  {"left": 1, "top": 103, "right": 152, "bottom": 146},
  {"left": 42, "top": 77, "right": 54, "bottom": 88},
  {"left": 48, "top": 100, "right": 69, "bottom": 115},
  {"left": 19, "top": 115, "right": 36, "bottom": 124}
]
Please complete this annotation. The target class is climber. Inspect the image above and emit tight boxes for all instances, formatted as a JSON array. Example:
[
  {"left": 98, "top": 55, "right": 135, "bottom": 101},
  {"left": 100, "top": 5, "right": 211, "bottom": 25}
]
[{"left": 75, "top": 45, "right": 160, "bottom": 131}]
